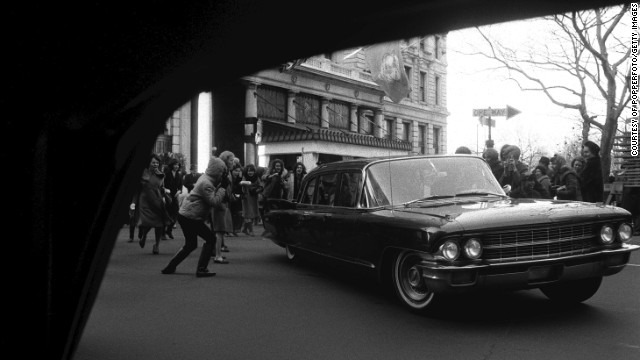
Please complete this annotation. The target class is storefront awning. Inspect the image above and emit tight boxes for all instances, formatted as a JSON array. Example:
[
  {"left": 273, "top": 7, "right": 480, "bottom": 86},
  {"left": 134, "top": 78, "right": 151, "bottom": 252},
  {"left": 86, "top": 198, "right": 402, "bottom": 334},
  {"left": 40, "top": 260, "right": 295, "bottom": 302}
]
[{"left": 260, "top": 118, "right": 412, "bottom": 151}]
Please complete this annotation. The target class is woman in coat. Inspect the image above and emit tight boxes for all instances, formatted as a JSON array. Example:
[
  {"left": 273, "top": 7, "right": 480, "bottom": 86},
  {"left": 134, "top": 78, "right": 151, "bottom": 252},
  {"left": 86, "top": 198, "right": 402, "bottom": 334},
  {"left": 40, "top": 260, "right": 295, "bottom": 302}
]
[
  {"left": 290, "top": 162, "right": 307, "bottom": 201},
  {"left": 262, "top": 158, "right": 286, "bottom": 202},
  {"left": 580, "top": 141, "right": 604, "bottom": 203},
  {"left": 533, "top": 165, "right": 552, "bottom": 199},
  {"left": 161, "top": 157, "right": 227, "bottom": 277},
  {"left": 229, "top": 162, "right": 244, "bottom": 236},
  {"left": 163, "top": 159, "right": 183, "bottom": 239},
  {"left": 551, "top": 155, "right": 582, "bottom": 201},
  {"left": 240, "top": 164, "right": 262, "bottom": 236},
  {"left": 135, "top": 154, "right": 170, "bottom": 254}
]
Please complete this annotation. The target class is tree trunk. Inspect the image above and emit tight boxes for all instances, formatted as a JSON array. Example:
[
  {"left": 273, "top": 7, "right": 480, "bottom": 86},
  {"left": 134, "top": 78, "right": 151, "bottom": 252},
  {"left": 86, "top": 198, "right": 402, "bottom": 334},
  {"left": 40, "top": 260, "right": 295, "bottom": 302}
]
[{"left": 581, "top": 120, "right": 590, "bottom": 143}]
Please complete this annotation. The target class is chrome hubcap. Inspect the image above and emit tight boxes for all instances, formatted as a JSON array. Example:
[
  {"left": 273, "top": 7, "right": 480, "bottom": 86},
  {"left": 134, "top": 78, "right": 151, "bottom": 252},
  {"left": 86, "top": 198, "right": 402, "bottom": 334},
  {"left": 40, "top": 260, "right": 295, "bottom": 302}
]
[{"left": 408, "top": 266, "right": 421, "bottom": 287}]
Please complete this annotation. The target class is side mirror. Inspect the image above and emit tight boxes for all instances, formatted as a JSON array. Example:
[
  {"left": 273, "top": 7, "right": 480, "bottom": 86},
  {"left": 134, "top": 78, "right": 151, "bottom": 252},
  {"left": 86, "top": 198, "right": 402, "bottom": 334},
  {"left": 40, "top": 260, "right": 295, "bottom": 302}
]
[{"left": 502, "top": 184, "right": 512, "bottom": 194}]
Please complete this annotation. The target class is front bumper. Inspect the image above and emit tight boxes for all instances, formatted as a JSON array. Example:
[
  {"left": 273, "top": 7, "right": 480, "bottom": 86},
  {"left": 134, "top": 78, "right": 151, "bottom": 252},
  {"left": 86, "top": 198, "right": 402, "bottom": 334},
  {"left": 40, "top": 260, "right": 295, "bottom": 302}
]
[{"left": 417, "top": 244, "right": 639, "bottom": 293}]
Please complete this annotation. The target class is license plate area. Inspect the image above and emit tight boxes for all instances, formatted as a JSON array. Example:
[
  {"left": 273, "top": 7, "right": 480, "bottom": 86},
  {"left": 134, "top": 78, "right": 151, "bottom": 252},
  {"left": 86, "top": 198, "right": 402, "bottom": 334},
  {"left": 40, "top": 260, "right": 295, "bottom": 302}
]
[{"left": 528, "top": 265, "right": 563, "bottom": 283}]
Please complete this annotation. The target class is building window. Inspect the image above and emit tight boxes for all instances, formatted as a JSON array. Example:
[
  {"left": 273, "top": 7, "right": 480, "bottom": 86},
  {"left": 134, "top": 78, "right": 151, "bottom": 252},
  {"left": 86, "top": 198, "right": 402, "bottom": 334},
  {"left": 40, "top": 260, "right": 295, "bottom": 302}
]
[
  {"left": 418, "top": 125, "right": 426, "bottom": 154},
  {"left": 404, "top": 66, "right": 412, "bottom": 99},
  {"left": 435, "top": 75, "right": 441, "bottom": 106},
  {"left": 435, "top": 35, "right": 441, "bottom": 60},
  {"left": 294, "top": 93, "right": 321, "bottom": 126},
  {"left": 257, "top": 85, "right": 287, "bottom": 121},
  {"left": 385, "top": 118, "right": 395, "bottom": 140},
  {"left": 419, "top": 71, "right": 427, "bottom": 102},
  {"left": 419, "top": 37, "right": 425, "bottom": 52},
  {"left": 328, "top": 100, "right": 350, "bottom": 130},
  {"left": 359, "top": 113, "right": 374, "bottom": 135},
  {"left": 403, "top": 122, "right": 411, "bottom": 142},
  {"left": 433, "top": 127, "right": 441, "bottom": 154}
]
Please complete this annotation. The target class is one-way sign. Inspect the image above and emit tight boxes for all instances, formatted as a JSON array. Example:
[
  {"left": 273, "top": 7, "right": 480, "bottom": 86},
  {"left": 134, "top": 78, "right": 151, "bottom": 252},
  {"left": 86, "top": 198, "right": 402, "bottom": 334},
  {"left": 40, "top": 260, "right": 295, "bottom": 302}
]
[{"left": 472, "top": 105, "right": 521, "bottom": 119}]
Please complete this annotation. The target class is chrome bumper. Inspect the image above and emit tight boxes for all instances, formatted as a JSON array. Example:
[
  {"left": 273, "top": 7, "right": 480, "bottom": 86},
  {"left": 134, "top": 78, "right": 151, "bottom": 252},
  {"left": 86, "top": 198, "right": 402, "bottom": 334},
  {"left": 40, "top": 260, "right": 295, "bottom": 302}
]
[{"left": 417, "top": 244, "right": 639, "bottom": 293}]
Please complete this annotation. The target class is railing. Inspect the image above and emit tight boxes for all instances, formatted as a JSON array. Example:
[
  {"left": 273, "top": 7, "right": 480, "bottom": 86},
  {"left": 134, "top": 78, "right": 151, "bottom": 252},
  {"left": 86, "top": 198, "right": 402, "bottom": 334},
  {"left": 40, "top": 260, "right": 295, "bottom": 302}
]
[{"left": 302, "top": 57, "right": 375, "bottom": 84}]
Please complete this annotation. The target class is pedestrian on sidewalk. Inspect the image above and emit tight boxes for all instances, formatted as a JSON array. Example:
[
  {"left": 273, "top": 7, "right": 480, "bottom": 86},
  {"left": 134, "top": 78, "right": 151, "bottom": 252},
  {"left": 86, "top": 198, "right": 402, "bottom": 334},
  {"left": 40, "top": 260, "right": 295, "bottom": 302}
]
[
  {"left": 229, "top": 161, "right": 244, "bottom": 236},
  {"left": 240, "top": 164, "right": 262, "bottom": 236},
  {"left": 163, "top": 158, "right": 183, "bottom": 239},
  {"left": 135, "top": 154, "right": 170, "bottom": 255},
  {"left": 161, "top": 157, "right": 227, "bottom": 277}
]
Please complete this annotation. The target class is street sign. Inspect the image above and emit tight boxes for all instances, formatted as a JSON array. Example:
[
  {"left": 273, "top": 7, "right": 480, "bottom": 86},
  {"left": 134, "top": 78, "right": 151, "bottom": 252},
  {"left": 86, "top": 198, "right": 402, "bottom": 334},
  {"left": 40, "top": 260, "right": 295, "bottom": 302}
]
[
  {"left": 478, "top": 117, "right": 496, "bottom": 127},
  {"left": 472, "top": 105, "right": 521, "bottom": 119}
]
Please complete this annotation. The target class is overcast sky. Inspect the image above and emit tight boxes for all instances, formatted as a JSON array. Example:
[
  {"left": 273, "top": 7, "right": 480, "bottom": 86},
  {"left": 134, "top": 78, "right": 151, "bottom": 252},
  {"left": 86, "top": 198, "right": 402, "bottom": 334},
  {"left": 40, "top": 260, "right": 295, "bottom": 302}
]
[{"left": 445, "top": 19, "right": 581, "bottom": 157}]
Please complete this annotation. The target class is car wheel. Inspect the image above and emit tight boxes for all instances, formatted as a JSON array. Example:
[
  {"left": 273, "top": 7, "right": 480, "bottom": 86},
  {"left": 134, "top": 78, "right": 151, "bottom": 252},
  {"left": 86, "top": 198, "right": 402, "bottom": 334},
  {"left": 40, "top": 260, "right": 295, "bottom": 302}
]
[
  {"left": 392, "top": 251, "right": 436, "bottom": 312},
  {"left": 285, "top": 245, "right": 297, "bottom": 262},
  {"left": 540, "top": 277, "right": 602, "bottom": 304}
]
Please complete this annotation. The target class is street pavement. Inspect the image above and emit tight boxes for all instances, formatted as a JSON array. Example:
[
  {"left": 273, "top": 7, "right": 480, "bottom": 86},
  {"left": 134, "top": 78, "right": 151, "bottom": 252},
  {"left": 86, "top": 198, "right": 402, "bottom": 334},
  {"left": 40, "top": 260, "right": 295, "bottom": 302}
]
[{"left": 74, "top": 223, "right": 640, "bottom": 360}]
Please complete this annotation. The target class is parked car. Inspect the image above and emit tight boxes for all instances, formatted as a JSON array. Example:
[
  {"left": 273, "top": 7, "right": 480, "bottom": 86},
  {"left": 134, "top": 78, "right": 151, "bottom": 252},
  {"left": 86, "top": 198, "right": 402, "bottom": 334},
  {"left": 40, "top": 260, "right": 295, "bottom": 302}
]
[{"left": 263, "top": 155, "right": 639, "bottom": 313}]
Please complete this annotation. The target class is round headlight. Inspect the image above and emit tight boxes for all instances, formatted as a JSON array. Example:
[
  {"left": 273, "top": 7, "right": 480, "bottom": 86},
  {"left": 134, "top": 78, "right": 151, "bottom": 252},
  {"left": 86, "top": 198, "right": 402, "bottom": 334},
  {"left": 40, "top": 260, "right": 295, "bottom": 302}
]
[
  {"left": 600, "top": 225, "right": 614, "bottom": 244},
  {"left": 442, "top": 241, "right": 460, "bottom": 261},
  {"left": 618, "top": 223, "right": 633, "bottom": 242},
  {"left": 464, "top": 238, "right": 483, "bottom": 259}
]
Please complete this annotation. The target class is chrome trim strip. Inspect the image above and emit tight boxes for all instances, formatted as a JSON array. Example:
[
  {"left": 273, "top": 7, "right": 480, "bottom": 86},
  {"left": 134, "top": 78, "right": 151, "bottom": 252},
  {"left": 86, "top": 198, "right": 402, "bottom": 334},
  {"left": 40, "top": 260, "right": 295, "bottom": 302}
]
[{"left": 418, "top": 244, "right": 640, "bottom": 271}]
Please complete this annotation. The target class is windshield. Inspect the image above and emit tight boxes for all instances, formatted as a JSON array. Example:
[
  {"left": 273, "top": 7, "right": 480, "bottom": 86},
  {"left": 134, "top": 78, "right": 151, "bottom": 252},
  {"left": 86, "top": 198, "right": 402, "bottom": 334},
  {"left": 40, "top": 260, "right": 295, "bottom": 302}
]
[{"left": 364, "top": 157, "right": 504, "bottom": 207}]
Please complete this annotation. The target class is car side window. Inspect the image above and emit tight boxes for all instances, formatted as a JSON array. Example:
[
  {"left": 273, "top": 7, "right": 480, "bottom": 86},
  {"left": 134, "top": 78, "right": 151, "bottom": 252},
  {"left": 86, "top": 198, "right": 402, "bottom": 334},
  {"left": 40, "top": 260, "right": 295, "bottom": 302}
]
[
  {"left": 335, "top": 172, "right": 362, "bottom": 207},
  {"left": 315, "top": 173, "right": 338, "bottom": 206},
  {"left": 300, "top": 177, "right": 316, "bottom": 204}
]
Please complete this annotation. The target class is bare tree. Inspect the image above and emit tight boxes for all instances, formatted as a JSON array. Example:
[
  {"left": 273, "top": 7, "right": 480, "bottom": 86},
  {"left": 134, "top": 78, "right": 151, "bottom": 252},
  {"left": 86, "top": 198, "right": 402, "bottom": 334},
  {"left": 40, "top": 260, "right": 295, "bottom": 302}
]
[{"left": 466, "top": 4, "right": 631, "bottom": 181}]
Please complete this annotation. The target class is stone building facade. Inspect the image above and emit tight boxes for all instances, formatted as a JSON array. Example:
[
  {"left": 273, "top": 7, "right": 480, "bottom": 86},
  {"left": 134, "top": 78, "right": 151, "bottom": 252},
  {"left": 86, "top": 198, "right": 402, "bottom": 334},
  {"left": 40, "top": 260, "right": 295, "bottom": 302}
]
[{"left": 159, "top": 35, "right": 448, "bottom": 173}]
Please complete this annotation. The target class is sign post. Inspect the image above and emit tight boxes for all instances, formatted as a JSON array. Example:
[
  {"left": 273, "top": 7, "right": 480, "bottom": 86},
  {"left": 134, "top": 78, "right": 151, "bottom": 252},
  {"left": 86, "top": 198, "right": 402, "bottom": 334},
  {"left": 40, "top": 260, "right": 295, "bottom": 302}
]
[{"left": 472, "top": 105, "right": 521, "bottom": 141}]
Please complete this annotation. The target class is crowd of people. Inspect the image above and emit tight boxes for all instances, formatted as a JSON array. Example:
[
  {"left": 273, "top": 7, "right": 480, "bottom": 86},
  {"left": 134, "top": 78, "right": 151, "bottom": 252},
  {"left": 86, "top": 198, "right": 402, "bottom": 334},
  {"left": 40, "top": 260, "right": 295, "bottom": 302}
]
[
  {"left": 125, "top": 140, "right": 614, "bottom": 276},
  {"left": 127, "top": 149, "right": 308, "bottom": 277},
  {"left": 455, "top": 139, "right": 606, "bottom": 202}
]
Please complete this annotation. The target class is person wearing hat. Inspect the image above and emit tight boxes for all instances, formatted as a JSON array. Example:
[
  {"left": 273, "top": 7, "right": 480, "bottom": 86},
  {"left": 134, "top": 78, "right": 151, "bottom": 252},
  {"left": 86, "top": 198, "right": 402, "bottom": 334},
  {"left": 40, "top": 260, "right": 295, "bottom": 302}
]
[
  {"left": 581, "top": 140, "right": 604, "bottom": 203},
  {"left": 161, "top": 157, "right": 228, "bottom": 277}
]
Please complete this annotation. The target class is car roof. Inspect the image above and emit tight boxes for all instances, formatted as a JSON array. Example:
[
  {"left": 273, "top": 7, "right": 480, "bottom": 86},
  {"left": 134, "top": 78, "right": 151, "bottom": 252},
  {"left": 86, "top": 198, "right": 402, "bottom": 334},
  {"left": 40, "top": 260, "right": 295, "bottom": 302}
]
[{"left": 309, "top": 154, "right": 483, "bottom": 174}]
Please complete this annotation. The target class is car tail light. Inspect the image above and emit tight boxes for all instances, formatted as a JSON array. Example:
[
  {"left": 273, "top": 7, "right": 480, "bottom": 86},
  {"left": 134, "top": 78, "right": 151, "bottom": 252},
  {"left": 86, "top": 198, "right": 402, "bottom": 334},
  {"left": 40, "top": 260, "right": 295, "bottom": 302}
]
[{"left": 599, "top": 225, "right": 614, "bottom": 244}]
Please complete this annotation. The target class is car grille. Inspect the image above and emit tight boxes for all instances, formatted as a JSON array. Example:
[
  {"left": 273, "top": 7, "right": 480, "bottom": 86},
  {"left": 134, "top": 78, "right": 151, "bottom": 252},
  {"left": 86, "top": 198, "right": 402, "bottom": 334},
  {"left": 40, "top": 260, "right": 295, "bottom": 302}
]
[{"left": 482, "top": 223, "right": 597, "bottom": 263}]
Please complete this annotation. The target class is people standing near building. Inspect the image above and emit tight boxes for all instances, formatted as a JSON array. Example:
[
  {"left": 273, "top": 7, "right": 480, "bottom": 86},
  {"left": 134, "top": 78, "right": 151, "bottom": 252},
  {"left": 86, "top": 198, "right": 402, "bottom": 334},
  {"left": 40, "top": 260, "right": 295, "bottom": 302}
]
[
  {"left": 538, "top": 156, "right": 554, "bottom": 185},
  {"left": 255, "top": 166, "right": 267, "bottom": 224},
  {"left": 533, "top": 165, "right": 552, "bottom": 199},
  {"left": 482, "top": 147, "right": 502, "bottom": 183},
  {"left": 498, "top": 145, "right": 528, "bottom": 197},
  {"left": 262, "top": 158, "right": 286, "bottom": 203},
  {"left": 454, "top": 146, "right": 472, "bottom": 154},
  {"left": 240, "top": 164, "right": 262, "bottom": 236},
  {"left": 183, "top": 164, "right": 201, "bottom": 194},
  {"left": 161, "top": 157, "right": 227, "bottom": 277},
  {"left": 290, "top": 162, "right": 307, "bottom": 201},
  {"left": 229, "top": 161, "right": 244, "bottom": 236},
  {"left": 510, "top": 173, "right": 542, "bottom": 199},
  {"left": 163, "top": 159, "right": 183, "bottom": 239},
  {"left": 580, "top": 140, "right": 604, "bottom": 203},
  {"left": 216, "top": 150, "right": 236, "bottom": 253},
  {"left": 550, "top": 154, "right": 582, "bottom": 201},
  {"left": 134, "top": 154, "right": 169, "bottom": 255},
  {"left": 571, "top": 156, "right": 586, "bottom": 176}
]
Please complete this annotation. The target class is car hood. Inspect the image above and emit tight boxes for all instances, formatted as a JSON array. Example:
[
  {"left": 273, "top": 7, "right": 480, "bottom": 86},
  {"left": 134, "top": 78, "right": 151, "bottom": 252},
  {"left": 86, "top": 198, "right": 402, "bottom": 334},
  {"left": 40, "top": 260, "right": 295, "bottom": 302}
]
[{"left": 393, "top": 197, "right": 630, "bottom": 232}]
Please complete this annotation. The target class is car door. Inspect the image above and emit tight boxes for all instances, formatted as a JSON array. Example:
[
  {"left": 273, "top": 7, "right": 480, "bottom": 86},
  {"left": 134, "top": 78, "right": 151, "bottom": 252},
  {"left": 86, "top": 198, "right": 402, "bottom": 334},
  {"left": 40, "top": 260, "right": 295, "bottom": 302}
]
[
  {"left": 303, "top": 172, "right": 339, "bottom": 254},
  {"left": 285, "top": 175, "right": 318, "bottom": 251},
  {"left": 324, "top": 171, "right": 367, "bottom": 266}
]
